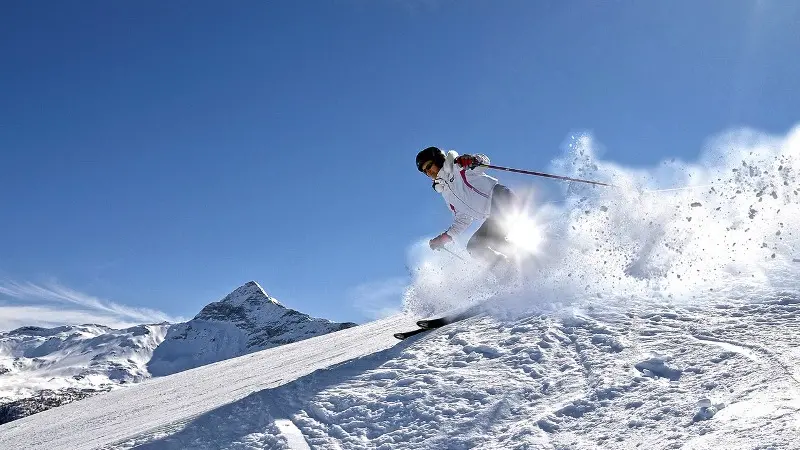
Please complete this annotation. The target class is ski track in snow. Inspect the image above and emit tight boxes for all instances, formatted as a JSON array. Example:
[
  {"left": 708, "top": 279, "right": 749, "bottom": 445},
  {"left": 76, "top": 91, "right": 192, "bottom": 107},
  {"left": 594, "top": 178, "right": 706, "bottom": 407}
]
[{"left": 3, "top": 298, "right": 800, "bottom": 449}]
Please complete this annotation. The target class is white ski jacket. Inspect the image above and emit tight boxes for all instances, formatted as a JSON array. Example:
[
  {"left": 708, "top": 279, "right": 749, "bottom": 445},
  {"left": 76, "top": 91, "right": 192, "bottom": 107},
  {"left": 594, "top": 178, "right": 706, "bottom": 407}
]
[{"left": 434, "top": 150, "right": 499, "bottom": 237}]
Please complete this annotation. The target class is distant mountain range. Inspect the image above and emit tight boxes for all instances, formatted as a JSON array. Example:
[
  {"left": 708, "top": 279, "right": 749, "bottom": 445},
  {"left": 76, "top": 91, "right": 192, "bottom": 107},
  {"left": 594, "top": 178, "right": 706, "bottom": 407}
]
[{"left": 0, "top": 281, "right": 356, "bottom": 424}]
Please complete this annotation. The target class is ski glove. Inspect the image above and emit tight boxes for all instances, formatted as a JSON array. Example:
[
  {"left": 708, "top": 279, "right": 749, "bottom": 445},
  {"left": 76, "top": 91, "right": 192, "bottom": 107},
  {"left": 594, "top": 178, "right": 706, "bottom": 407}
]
[
  {"left": 455, "top": 154, "right": 480, "bottom": 169},
  {"left": 429, "top": 232, "right": 453, "bottom": 250}
]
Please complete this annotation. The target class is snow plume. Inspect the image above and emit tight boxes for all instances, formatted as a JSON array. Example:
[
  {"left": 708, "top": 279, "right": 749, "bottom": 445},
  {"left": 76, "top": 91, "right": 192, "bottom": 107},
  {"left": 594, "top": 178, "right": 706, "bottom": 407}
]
[
  {"left": 0, "top": 280, "right": 180, "bottom": 331},
  {"left": 403, "top": 125, "right": 800, "bottom": 317}
]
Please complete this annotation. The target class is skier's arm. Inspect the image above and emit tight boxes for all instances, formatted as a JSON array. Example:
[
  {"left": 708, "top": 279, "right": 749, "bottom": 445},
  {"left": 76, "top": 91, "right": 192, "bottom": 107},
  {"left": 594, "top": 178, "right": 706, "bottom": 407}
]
[
  {"left": 445, "top": 207, "right": 473, "bottom": 237},
  {"left": 455, "top": 153, "right": 490, "bottom": 173}
]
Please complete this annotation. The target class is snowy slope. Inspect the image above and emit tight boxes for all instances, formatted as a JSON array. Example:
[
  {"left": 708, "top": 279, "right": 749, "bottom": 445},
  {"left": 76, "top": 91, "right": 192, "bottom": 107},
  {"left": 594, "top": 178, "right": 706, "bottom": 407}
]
[
  {"left": 2, "top": 300, "right": 799, "bottom": 449},
  {"left": 265, "top": 299, "right": 800, "bottom": 449},
  {"left": 147, "top": 281, "right": 357, "bottom": 376},
  {"left": 0, "top": 314, "right": 415, "bottom": 450}
]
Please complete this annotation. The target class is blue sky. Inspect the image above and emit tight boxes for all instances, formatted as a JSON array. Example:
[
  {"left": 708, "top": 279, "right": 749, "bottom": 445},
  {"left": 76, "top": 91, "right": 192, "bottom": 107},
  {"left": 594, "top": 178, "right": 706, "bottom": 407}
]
[{"left": 1, "top": 1, "right": 798, "bottom": 328}]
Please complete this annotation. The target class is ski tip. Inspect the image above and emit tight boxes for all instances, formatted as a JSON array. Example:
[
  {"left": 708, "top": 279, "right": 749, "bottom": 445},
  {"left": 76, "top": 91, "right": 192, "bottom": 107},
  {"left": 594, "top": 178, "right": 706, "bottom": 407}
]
[
  {"left": 394, "top": 327, "right": 430, "bottom": 340},
  {"left": 394, "top": 332, "right": 419, "bottom": 340},
  {"left": 416, "top": 318, "right": 447, "bottom": 329}
]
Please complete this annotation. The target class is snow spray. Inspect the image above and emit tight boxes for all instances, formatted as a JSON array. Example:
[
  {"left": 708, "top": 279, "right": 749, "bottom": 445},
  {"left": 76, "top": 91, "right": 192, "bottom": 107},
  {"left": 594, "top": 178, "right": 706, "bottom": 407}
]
[{"left": 403, "top": 125, "right": 800, "bottom": 316}]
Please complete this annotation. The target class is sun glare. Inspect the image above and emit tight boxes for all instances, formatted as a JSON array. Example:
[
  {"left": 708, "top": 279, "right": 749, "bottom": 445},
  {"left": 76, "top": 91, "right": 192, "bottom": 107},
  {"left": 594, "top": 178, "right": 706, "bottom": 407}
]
[{"left": 505, "top": 211, "right": 545, "bottom": 256}]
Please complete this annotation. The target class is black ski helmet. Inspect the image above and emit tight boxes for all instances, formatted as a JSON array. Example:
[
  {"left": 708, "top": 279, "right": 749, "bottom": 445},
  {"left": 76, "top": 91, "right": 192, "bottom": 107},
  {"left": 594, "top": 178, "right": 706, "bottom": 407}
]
[{"left": 416, "top": 146, "right": 445, "bottom": 172}]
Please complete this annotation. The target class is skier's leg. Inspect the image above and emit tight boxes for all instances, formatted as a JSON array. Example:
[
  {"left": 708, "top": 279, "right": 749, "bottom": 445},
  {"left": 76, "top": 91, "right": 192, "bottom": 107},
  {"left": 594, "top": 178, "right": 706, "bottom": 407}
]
[
  {"left": 490, "top": 185, "right": 519, "bottom": 223},
  {"left": 485, "top": 184, "right": 521, "bottom": 256},
  {"left": 466, "top": 185, "right": 520, "bottom": 266},
  {"left": 483, "top": 185, "right": 522, "bottom": 281},
  {"left": 467, "top": 219, "right": 510, "bottom": 270},
  {"left": 466, "top": 220, "right": 516, "bottom": 284},
  {"left": 466, "top": 222, "right": 498, "bottom": 262}
]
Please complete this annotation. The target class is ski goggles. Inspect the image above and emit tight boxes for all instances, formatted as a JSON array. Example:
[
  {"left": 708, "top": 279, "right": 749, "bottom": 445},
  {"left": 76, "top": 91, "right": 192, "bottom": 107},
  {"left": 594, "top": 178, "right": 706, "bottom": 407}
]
[{"left": 419, "top": 160, "right": 434, "bottom": 173}]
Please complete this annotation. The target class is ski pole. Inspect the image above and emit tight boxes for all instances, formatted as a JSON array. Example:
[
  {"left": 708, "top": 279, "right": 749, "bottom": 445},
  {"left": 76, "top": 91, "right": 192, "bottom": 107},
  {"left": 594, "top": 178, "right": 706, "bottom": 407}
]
[
  {"left": 480, "top": 164, "right": 616, "bottom": 188},
  {"left": 440, "top": 246, "right": 467, "bottom": 261},
  {"left": 481, "top": 163, "right": 716, "bottom": 193}
]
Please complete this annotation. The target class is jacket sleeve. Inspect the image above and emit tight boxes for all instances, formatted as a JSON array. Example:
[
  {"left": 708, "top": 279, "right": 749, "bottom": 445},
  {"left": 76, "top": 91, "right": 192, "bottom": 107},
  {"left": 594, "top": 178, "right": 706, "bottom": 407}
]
[
  {"left": 470, "top": 153, "right": 490, "bottom": 174},
  {"left": 442, "top": 150, "right": 458, "bottom": 176},
  {"left": 445, "top": 205, "right": 473, "bottom": 237}
]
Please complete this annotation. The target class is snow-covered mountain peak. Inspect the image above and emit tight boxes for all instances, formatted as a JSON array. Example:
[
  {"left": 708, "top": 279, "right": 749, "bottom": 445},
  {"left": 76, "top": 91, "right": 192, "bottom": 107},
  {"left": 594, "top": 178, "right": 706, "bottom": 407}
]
[
  {"left": 193, "top": 281, "right": 295, "bottom": 327},
  {"left": 215, "top": 280, "right": 281, "bottom": 308},
  {"left": 147, "top": 281, "right": 357, "bottom": 376}
]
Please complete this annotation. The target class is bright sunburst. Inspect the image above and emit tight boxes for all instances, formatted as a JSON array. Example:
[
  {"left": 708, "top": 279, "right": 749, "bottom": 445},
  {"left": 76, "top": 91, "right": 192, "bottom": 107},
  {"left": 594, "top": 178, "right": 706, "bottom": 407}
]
[{"left": 503, "top": 203, "right": 546, "bottom": 258}]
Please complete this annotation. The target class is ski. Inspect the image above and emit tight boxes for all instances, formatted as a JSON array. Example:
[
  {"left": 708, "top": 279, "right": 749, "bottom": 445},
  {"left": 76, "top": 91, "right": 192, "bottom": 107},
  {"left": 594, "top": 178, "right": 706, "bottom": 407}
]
[
  {"left": 393, "top": 328, "right": 431, "bottom": 340},
  {"left": 419, "top": 309, "right": 479, "bottom": 329},
  {"left": 416, "top": 317, "right": 452, "bottom": 329},
  {"left": 395, "top": 311, "right": 479, "bottom": 340},
  {"left": 394, "top": 316, "right": 452, "bottom": 340}
]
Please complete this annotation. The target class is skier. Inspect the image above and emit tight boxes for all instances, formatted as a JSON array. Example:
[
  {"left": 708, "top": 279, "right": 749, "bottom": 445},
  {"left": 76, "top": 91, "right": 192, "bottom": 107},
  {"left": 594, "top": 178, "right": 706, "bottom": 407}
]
[{"left": 415, "top": 146, "right": 518, "bottom": 271}]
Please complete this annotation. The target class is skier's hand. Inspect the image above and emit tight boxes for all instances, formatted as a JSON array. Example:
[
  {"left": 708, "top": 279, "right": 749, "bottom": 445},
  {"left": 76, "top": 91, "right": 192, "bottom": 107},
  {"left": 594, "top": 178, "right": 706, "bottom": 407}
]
[
  {"left": 455, "top": 154, "right": 478, "bottom": 169},
  {"left": 429, "top": 232, "right": 452, "bottom": 250}
]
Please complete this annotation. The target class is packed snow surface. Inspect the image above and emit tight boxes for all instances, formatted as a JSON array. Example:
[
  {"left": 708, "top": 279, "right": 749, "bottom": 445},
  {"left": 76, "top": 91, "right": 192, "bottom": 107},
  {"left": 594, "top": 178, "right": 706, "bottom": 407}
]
[
  {"left": 2, "top": 126, "right": 799, "bottom": 448},
  {"left": 0, "top": 315, "right": 416, "bottom": 450},
  {"left": 2, "top": 300, "right": 799, "bottom": 449}
]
